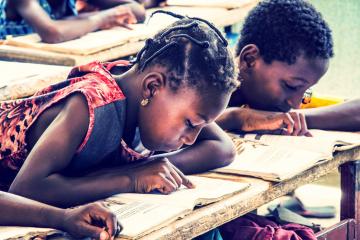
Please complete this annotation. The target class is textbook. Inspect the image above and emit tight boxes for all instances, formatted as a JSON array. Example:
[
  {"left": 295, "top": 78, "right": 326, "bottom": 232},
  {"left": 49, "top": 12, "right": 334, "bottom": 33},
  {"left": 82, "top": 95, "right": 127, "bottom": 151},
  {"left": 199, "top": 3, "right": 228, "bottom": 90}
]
[
  {"left": 0, "top": 176, "right": 249, "bottom": 240},
  {"left": 212, "top": 130, "right": 360, "bottom": 182},
  {"left": 166, "top": 0, "right": 255, "bottom": 9},
  {"left": 105, "top": 176, "right": 250, "bottom": 239}
]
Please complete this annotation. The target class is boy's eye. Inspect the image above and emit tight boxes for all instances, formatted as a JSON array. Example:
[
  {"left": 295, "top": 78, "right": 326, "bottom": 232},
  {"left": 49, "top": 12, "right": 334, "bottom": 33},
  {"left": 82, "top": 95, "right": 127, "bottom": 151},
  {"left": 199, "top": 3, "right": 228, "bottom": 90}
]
[
  {"left": 283, "top": 81, "right": 299, "bottom": 91},
  {"left": 185, "top": 119, "right": 196, "bottom": 129}
]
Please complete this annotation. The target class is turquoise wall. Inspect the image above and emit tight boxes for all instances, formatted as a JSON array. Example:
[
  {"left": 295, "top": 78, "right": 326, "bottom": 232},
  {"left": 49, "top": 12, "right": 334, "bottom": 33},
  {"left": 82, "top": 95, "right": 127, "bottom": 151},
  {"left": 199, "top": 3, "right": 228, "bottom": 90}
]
[{"left": 308, "top": 0, "right": 360, "bottom": 98}]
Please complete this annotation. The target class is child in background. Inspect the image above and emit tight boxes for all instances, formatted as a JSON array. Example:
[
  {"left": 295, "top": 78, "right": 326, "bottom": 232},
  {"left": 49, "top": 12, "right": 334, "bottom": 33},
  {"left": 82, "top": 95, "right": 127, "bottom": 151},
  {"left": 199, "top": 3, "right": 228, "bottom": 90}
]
[
  {"left": 137, "top": 0, "right": 166, "bottom": 9},
  {"left": 216, "top": 0, "right": 360, "bottom": 135},
  {"left": 0, "top": 0, "right": 144, "bottom": 43},
  {"left": 0, "top": 12, "right": 239, "bottom": 207},
  {"left": 0, "top": 191, "right": 120, "bottom": 240}
]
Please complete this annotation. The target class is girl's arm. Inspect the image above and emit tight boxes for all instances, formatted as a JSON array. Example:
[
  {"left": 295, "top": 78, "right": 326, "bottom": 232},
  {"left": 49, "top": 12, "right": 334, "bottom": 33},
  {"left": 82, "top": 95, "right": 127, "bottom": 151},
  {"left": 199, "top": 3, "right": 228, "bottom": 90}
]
[
  {"left": 157, "top": 123, "right": 236, "bottom": 174},
  {"left": 0, "top": 192, "right": 119, "bottom": 239},
  {"left": 12, "top": 0, "right": 136, "bottom": 43},
  {"left": 9, "top": 94, "right": 191, "bottom": 207},
  {"left": 9, "top": 94, "right": 133, "bottom": 207}
]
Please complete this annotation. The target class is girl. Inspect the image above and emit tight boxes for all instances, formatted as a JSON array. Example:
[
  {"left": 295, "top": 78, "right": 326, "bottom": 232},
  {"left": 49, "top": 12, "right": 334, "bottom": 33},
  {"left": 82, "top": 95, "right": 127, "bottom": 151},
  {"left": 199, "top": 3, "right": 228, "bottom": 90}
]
[{"left": 0, "top": 11, "right": 239, "bottom": 207}]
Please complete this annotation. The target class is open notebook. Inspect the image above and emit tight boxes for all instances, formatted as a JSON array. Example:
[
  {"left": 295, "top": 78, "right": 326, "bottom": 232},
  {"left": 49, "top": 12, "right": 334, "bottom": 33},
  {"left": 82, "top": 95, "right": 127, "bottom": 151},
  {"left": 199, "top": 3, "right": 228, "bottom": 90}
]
[
  {"left": 212, "top": 130, "right": 360, "bottom": 182},
  {"left": 105, "top": 176, "right": 249, "bottom": 239},
  {"left": 0, "top": 176, "right": 249, "bottom": 240}
]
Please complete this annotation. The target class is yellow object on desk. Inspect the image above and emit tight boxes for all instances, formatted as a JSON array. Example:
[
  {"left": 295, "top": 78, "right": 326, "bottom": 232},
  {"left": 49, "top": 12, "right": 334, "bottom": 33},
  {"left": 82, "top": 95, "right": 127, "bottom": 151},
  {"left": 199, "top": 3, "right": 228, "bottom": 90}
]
[{"left": 300, "top": 89, "right": 345, "bottom": 109}]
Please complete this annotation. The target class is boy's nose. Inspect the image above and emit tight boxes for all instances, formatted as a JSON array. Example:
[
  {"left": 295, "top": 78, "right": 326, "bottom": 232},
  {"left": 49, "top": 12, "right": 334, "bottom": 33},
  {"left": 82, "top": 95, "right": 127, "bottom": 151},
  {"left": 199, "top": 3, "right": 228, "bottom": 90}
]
[
  {"left": 181, "top": 130, "right": 201, "bottom": 146},
  {"left": 287, "top": 92, "right": 305, "bottom": 109}
]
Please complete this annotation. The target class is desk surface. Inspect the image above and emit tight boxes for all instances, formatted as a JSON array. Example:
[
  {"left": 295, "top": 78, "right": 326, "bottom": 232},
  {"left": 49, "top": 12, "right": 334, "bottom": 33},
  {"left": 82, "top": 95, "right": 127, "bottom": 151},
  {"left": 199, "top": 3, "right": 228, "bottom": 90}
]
[
  {"left": 142, "top": 145, "right": 360, "bottom": 240},
  {"left": 0, "top": 61, "right": 70, "bottom": 100},
  {"left": 1, "top": 145, "right": 359, "bottom": 240},
  {"left": 0, "top": 2, "right": 258, "bottom": 66}
]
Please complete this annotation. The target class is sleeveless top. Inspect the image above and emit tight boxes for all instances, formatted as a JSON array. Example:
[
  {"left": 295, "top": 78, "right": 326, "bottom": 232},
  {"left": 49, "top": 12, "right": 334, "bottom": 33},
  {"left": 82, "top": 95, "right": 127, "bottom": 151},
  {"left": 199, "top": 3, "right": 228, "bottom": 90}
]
[{"left": 0, "top": 60, "right": 152, "bottom": 190}]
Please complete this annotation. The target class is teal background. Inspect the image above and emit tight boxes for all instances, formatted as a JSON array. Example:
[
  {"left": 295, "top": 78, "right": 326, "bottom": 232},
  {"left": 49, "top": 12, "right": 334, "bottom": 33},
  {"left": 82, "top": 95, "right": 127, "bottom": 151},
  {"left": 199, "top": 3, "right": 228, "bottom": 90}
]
[{"left": 309, "top": 0, "right": 360, "bottom": 98}]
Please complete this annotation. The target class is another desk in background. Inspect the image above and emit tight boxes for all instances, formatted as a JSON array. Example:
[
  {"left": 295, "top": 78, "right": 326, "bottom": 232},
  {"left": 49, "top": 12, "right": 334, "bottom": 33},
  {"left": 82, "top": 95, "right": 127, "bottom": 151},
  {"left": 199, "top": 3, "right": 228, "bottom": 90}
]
[
  {"left": 0, "top": 1, "right": 258, "bottom": 66},
  {"left": 0, "top": 140, "right": 359, "bottom": 240},
  {"left": 0, "top": 61, "right": 70, "bottom": 100}
]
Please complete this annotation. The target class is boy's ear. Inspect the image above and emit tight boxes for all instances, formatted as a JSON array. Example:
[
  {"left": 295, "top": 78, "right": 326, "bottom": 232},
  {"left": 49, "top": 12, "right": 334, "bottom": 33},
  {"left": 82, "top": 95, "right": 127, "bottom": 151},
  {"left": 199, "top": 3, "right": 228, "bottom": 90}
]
[
  {"left": 238, "top": 44, "right": 260, "bottom": 71},
  {"left": 141, "top": 72, "right": 166, "bottom": 99}
]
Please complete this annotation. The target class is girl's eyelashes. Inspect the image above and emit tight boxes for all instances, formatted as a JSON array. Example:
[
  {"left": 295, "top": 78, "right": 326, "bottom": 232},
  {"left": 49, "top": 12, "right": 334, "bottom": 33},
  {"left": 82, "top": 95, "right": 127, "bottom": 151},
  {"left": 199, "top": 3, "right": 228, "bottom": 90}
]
[{"left": 185, "top": 119, "right": 196, "bottom": 129}]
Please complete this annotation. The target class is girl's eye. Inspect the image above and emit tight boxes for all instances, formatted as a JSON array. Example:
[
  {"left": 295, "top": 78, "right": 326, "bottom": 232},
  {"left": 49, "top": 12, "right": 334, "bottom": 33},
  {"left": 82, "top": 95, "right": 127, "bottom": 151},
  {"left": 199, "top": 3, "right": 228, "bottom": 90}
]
[{"left": 185, "top": 119, "right": 196, "bottom": 129}]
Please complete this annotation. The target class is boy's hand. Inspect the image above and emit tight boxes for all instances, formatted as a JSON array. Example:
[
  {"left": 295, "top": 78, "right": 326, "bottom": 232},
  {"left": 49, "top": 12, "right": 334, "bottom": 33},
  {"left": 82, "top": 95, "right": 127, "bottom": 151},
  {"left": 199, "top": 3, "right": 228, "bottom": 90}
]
[
  {"left": 237, "top": 108, "right": 312, "bottom": 136},
  {"left": 98, "top": 6, "right": 137, "bottom": 30},
  {"left": 129, "top": 158, "right": 195, "bottom": 194},
  {"left": 62, "top": 203, "right": 121, "bottom": 240}
]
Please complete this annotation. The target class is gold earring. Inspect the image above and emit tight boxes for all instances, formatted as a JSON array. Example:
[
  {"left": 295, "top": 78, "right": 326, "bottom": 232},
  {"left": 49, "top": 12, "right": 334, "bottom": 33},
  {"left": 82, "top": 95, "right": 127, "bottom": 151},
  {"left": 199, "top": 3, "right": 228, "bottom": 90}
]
[{"left": 141, "top": 98, "right": 149, "bottom": 106}]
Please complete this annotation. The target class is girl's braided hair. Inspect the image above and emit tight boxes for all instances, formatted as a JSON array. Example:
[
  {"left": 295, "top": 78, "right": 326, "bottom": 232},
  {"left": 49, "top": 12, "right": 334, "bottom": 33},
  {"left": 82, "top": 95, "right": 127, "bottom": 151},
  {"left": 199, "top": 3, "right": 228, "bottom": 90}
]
[{"left": 134, "top": 10, "right": 239, "bottom": 94}]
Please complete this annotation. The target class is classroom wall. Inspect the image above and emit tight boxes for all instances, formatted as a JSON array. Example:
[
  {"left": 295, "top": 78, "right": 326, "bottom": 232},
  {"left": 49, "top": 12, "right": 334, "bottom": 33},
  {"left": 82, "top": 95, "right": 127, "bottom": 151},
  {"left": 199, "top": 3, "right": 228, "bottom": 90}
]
[{"left": 308, "top": 0, "right": 360, "bottom": 99}]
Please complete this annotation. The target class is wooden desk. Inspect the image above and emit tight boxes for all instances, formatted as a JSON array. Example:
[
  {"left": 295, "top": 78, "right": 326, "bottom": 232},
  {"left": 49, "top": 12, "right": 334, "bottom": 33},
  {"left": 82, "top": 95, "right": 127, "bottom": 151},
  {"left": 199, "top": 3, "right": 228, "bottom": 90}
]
[
  {"left": 0, "top": 61, "right": 70, "bottom": 100},
  {"left": 143, "top": 146, "right": 360, "bottom": 240},
  {"left": 1, "top": 145, "right": 359, "bottom": 240},
  {"left": 0, "top": 2, "right": 257, "bottom": 66}
]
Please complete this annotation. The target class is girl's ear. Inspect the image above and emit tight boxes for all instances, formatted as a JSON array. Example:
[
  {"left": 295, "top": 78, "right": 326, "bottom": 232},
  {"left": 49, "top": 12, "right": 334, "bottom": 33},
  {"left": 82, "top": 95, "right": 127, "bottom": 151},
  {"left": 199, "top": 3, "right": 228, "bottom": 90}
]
[
  {"left": 141, "top": 71, "right": 166, "bottom": 99},
  {"left": 238, "top": 44, "right": 261, "bottom": 71}
]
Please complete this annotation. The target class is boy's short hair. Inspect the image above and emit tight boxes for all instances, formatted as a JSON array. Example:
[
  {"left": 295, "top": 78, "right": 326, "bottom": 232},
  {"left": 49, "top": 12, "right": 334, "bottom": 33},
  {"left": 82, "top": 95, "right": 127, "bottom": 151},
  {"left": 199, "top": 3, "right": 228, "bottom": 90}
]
[{"left": 236, "top": 0, "right": 334, "bottom": 64}]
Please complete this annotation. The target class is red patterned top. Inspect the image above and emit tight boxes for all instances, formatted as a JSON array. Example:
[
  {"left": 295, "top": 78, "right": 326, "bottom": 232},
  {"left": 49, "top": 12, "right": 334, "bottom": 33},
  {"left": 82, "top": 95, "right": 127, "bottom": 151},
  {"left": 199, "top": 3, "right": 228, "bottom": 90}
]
[{"left": 0, "top": 60, "right": 151, "bottom": 190}]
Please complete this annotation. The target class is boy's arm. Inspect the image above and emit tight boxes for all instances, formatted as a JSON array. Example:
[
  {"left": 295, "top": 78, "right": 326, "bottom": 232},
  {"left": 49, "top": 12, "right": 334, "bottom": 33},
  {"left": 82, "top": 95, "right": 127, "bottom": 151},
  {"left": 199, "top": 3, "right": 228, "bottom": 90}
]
[
  {"left": 216, "top": 107, "right": 311, "bottom": 136},
  {"left": 158, "top": 123, "right": 236, "bottom": 174},
  {"left": 299, "top": 98, "right": 360, "bottom": 131},
  {"left": 0, "top": 192, "right": 119, "bottom": 239},
  {"left": 12, "top": 0, "right": 136, "bottom": 43}
]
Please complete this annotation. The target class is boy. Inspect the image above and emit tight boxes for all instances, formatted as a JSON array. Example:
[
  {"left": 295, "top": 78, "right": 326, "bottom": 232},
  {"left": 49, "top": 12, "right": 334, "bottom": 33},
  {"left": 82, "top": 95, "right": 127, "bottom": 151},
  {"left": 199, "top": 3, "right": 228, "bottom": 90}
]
[{"left": 217, "top": 0, "right": 360, "bottom": 135}]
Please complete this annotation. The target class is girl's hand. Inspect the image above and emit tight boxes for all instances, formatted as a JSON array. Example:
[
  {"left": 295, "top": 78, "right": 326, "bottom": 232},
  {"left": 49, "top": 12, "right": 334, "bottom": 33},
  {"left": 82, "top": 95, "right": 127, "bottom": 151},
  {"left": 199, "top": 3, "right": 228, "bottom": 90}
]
[
  {"left": 129, "top": 158, "right": 195, "bottom": 194},
  {"left": 62, "top": 203, "right": 121, "bottom": 240},
  {"left": 97, "top": 6, "right": 137, "bottom": 30}
]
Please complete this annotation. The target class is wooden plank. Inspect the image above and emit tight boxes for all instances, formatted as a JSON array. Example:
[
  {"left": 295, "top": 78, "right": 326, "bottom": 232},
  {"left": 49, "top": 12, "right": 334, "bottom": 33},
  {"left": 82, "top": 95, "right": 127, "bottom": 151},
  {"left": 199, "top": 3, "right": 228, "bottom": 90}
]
[
  {"left": 0, "top": 40, "right": 145, "bottom": 66},
  {"left": 5, "top": 24, "right": 160, "bottom": 56},
  {"left": 340, "top": 161, "right": 360, "bottom": 240},
  {"left": 0, "top": 45, "right": 77, "bottom": 66},
  {"left": 316, "top": 219, "right": 356, "bottom": 240},
  {"left": 0, "top": 61, "right": 70, "bottom": 100}
]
